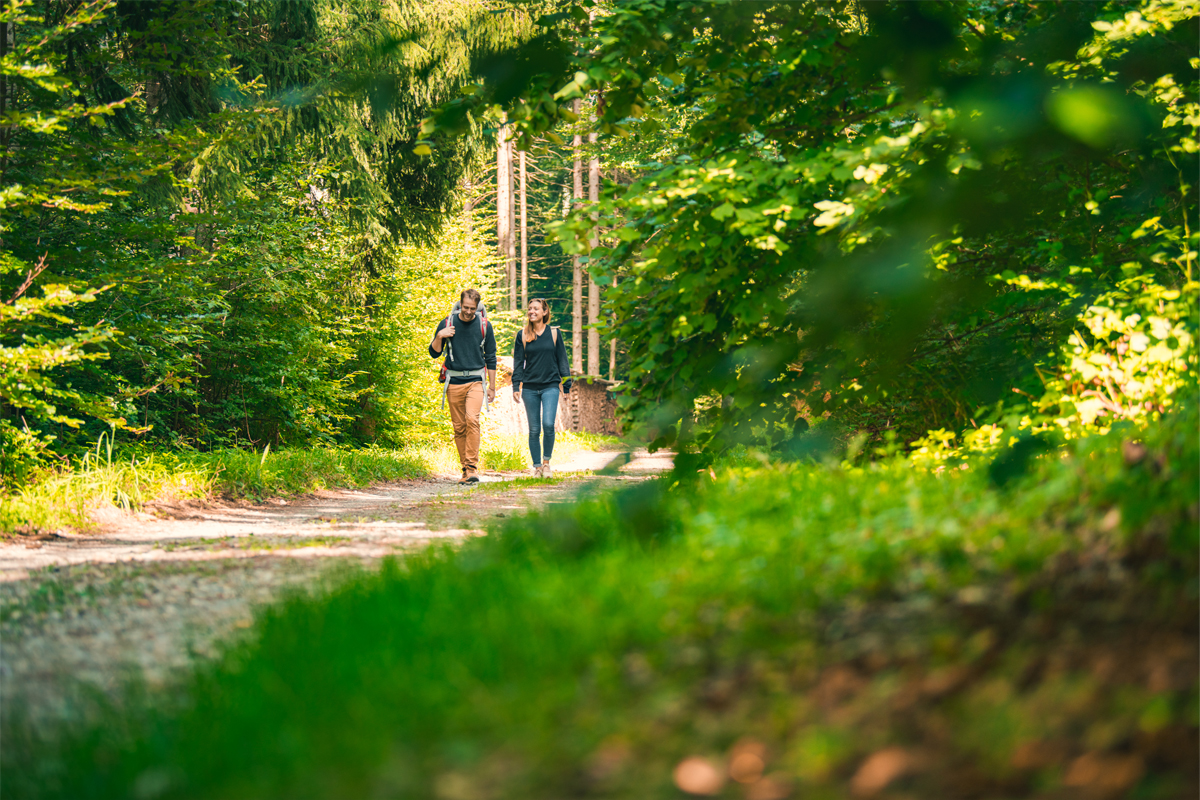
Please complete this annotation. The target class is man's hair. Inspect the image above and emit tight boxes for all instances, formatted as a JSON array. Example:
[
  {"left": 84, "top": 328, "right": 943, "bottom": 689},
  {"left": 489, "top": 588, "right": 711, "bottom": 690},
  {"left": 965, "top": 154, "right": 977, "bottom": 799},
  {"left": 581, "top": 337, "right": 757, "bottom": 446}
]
[{"left": 460, "top": 288, "right": 481, "bottom": 306}]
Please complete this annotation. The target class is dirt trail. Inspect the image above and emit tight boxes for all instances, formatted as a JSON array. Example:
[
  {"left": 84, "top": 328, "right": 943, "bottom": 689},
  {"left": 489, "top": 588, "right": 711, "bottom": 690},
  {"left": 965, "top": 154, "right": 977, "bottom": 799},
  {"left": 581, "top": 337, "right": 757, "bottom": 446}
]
[{"left": 0, "top": 448, "right": 672, "bottom": 727}]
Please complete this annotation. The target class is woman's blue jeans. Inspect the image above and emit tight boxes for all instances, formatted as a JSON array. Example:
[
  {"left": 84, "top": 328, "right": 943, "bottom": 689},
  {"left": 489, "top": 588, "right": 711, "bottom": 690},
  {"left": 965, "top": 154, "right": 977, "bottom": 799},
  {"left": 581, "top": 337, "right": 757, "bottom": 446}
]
[{"left": 521, "top": 385, "right": 560, "bottom": 466}]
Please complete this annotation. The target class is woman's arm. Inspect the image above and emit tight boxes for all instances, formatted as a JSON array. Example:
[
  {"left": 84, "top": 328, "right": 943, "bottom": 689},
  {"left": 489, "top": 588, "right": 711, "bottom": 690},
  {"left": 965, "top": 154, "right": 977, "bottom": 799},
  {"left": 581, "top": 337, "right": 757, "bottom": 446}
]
[
  {"left": 512, "top": 334, "right": 525, "bottom": 393},
  {"left": 555, "top": 328, "right": 573, "bottom": 392}
]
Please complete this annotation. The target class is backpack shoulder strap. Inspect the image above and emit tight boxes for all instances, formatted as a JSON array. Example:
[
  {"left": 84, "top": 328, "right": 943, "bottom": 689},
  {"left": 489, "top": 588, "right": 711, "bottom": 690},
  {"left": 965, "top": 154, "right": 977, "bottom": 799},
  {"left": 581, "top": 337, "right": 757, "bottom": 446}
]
[
  {"left": 477, "top": 314, "right": 488, "bottom": 356},
  {"left": 551, "top": 326, "right": 558, "bottom": 344}
]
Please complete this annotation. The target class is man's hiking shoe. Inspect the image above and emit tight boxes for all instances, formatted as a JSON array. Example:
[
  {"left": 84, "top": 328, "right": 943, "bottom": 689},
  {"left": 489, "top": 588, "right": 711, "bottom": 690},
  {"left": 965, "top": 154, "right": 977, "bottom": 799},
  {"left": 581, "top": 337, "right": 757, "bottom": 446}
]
[
  {"left": 464, "top": 469, "right": 479, "bottom": 484},
  {"left": 457, "top": 469, "right": 469, "bottom": 485}
]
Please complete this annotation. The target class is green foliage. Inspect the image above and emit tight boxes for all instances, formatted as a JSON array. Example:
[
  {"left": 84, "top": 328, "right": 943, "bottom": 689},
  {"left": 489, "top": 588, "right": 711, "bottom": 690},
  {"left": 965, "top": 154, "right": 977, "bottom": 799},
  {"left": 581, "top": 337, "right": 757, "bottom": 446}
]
[
  {"left": 1042, "top": 271, "right": 1197, "bottom": 428},
  {"left": 361, "top": 229, "right": 502, "bottom": 444},
  {"left": 6, "top": 404, "right": 1195, "bottom": 798},
  {"left": 0, "top": 0, "right": 134, "bottom": 488},
  {"left": 0, "top": 253, "right": 116, "bottom": 476}
]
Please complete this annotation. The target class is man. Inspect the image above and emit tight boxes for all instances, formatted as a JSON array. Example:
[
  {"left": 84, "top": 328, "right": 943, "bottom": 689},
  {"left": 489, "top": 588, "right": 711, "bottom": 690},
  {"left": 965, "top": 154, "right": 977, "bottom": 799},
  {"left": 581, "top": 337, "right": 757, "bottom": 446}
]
[{"left": 430, "top": 289, "right": 497, "bottom": 484}]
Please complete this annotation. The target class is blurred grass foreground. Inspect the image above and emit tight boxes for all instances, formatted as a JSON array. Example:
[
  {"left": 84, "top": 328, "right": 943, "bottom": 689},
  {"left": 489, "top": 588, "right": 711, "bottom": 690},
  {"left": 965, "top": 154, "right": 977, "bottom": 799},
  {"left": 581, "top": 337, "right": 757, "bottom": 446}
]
[{"left": 6, "top": 407, "right": 1198, "bottom": 799}]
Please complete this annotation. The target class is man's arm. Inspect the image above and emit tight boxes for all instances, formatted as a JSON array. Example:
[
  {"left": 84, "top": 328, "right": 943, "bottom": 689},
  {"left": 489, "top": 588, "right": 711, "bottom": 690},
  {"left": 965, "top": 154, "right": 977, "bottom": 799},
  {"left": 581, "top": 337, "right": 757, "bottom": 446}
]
[
  {"left": 483, "top": 319, "right": 498, "bottom": 370},
  {"left": 429, "top": 318, "right": 453, "bottom": 357},
  {"left": 484, "top": 323, "right": 498, "bottom": 402}
]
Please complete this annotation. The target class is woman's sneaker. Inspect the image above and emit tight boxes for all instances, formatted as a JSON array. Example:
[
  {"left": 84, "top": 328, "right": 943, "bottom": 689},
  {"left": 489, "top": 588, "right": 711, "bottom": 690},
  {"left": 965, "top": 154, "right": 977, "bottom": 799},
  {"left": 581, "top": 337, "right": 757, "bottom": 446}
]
[
  {"left": 530, "top": 465, "right": 542, "bottom": 478},
  {"left": 542, "top": 461, "right": 552, "bottom": 478}
]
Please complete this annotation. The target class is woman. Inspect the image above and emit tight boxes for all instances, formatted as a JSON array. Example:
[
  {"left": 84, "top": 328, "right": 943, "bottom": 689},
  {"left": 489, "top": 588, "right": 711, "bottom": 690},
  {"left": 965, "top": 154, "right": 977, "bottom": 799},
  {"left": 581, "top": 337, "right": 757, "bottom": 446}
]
[{"left": 512, "top": 298, "right": 572, "bottom": 477}]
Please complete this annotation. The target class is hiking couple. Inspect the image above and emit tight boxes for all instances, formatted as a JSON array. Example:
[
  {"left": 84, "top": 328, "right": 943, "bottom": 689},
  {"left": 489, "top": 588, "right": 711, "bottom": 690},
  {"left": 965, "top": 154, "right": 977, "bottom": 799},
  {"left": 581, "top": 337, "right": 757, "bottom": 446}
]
[{"left": 430, "top": 289, "right": 571, "bottom": 484}]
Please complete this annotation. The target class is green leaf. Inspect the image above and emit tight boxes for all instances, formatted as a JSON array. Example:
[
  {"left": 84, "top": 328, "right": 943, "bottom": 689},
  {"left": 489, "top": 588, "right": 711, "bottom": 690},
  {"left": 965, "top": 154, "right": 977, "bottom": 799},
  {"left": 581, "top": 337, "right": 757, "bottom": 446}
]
[{"left": 712, "top": 202, "right": 736, "bottom": 221}]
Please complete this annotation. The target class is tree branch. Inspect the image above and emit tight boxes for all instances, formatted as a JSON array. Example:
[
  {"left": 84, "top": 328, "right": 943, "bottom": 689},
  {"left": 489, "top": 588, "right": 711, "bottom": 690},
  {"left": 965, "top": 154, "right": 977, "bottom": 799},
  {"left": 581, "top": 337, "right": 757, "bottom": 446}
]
[{"left": 5, "top": 252, "right": 49, "bottom": 305}]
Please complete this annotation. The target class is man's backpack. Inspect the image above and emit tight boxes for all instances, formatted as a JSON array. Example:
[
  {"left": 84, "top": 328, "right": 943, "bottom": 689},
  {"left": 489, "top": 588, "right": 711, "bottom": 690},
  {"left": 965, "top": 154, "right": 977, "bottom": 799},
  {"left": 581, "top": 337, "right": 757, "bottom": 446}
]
[{"left": 438, "top": 300, "right": 490, "bottom": 384}]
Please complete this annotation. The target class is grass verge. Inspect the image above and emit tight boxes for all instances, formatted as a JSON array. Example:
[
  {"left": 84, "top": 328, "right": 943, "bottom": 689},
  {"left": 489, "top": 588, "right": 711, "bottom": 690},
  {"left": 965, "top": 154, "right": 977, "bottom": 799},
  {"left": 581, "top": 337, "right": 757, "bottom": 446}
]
[
  {"left": 5, "top": 409, "right": 1196, "bottom": 799},
  {"left": 0, "top": 447, "right": 427, "bottom": 535}
]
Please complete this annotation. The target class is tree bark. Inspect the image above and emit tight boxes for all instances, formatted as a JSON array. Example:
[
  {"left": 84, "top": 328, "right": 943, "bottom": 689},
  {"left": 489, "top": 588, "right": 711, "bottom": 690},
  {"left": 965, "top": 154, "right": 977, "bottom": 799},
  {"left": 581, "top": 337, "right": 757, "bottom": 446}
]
[
  {"left": 519, "top": 149, "right": 528, "bottom": 312},
  {"left": 587, "top": 130, "right": 600, "bottom": 377},
  {"left": 505, "top": 135, "right": 516, "bottom": 311},
  {"left": 462, "top": 174, "right": 473, "bottom": 237},
  {"left": 496, "top": 123, "right": 511, "bottom": 308},
  {"left": 0, "top": 19, "right": 13, "bottom": 182},
  {"left": 609, "top": 272, "right": 618, "bottom": 381},
  {"left": 571, "top": 98, "right": 583, "bottom": 375},
  {"left": 586, "top": 9, "right": 602, "bottom": 377}
]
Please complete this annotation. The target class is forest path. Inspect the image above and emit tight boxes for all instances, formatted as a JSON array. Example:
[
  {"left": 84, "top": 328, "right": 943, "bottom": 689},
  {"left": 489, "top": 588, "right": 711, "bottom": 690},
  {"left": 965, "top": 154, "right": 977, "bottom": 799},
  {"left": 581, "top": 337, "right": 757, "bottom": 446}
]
[{"left": 1, "top": 448, "right": 671, "bottom": 728}]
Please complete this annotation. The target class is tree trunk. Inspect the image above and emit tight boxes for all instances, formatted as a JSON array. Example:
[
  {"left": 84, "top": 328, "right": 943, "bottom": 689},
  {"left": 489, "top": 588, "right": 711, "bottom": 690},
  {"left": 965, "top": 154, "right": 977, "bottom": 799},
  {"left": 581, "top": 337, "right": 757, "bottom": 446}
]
[
  {"left": 519, "top": 149, "right": 528, "bottom": 312},
  {"left": 496, "top": 123, "right": 510, "bottom": 308},
  {"left": 587, "top": 130, "right": 600, "bottom": 377},
  {"left": 0, "top": 19, "right": 7, "bottom": 125},
  {"left": 586, "top": 10, "right": 602, "bottom": 377},
  {"left": 505, "top": 136, "right": 516, "bottom": 311},
  {"left": 571, "top": 98, "right": 583, "bottom": 375},
  {"left": 0, "top": 19, "right": 13, "bottom": 184},
  {"left": 609, "top": 273, "right": 618, "bottom": 381},
  {"left": 463, "top": 174, "right": 473, "bottom": 237}
]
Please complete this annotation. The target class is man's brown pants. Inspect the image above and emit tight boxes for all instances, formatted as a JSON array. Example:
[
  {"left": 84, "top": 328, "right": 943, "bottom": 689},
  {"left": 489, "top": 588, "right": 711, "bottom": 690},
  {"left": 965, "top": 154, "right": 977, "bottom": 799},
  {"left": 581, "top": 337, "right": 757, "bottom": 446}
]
[{"left": 446, "top": 381, "right": 483, "bottom": 472}]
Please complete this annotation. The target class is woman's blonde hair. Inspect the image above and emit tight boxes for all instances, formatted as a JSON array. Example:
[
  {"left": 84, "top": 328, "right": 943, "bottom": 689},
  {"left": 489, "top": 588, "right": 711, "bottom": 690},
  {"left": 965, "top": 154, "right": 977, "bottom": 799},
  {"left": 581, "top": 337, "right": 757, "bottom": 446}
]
[{"left": 522, "top": 298, "right": 551, "bottom": 343}]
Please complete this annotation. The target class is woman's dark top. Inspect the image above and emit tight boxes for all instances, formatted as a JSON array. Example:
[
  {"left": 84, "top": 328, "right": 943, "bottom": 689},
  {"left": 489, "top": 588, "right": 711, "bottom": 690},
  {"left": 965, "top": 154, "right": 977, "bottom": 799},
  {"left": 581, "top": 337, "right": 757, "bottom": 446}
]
[{"left": 512, "top": 327, "right": 571, "bottom": 393}]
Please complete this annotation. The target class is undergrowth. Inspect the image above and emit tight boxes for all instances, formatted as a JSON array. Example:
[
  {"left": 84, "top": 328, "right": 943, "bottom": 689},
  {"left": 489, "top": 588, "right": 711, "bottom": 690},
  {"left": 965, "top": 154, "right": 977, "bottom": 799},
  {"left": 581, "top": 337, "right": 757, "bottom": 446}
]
[{"left": 5, "top": 408, "right": 1196, "bottom": 799}]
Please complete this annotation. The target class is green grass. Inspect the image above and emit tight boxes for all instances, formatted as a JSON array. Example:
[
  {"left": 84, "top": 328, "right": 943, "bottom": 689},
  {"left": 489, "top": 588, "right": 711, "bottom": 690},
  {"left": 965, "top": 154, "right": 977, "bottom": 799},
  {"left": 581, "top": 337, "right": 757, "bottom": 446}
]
[
  {"left": 471, "top": 475, "right": 573, "bottom": 490},
  {"left": 149, "top": 535, "right": 356, "bottom": 553},
  {"left": 5, "top": 409, "right": 1197, "bottom": 799}
]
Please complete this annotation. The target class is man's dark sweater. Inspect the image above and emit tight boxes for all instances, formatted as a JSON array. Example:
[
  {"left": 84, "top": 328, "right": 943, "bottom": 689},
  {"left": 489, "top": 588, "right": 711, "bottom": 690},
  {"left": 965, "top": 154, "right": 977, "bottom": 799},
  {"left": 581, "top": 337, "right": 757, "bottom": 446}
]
[
  {"left": 429, "top": 313, "right": 497, "bottom": 384},
  {"left": 512, "top": 327, "right": 571, "bottom": 392}
]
